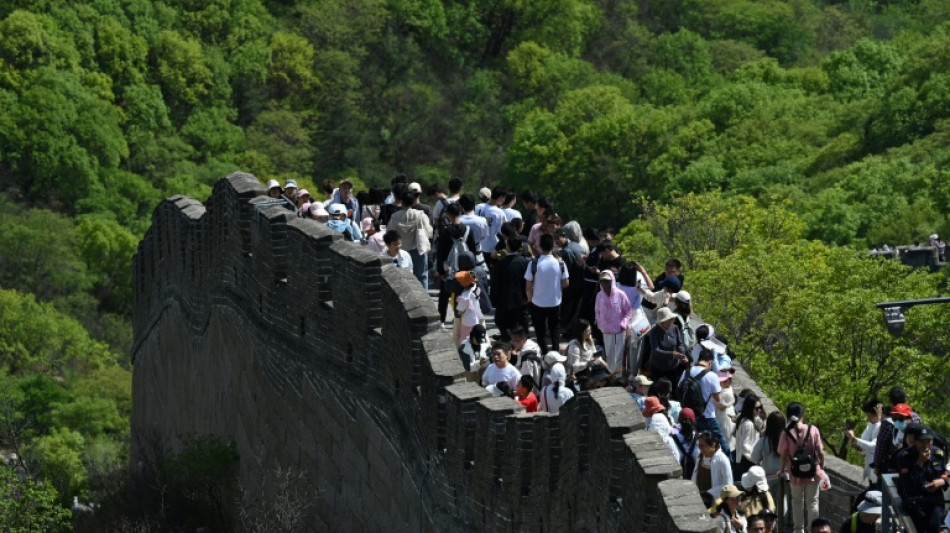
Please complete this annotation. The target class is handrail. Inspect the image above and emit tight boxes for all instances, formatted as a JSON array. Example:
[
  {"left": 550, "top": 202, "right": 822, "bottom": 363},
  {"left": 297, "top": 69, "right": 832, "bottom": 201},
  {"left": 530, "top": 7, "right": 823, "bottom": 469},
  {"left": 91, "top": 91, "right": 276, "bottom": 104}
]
[{"left": 881, "top": 473, "right": 917, "bottom": 533}]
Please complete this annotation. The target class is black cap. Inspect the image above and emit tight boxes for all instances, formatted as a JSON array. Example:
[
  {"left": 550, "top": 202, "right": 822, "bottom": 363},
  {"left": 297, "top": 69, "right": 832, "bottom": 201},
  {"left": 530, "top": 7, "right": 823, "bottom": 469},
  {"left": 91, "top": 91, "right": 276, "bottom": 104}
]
[
  {"left": 917, "top": 425, "right": 936, "bottom": 441},
  {"left": 905, "top": 422, "right": 925, "bottom": 437}
]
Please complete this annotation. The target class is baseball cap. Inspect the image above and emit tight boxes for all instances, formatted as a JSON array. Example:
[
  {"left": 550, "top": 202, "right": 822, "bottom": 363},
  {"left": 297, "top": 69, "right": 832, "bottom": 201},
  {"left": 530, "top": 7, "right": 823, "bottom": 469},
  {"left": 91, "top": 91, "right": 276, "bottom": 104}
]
[
  {"left": 328, "top": 203, "right": 347, "bottom": 216},
  {"left": 408, "top": 182, "right": 422, "bottom": 193},
  {"left": 284, "top": 179, "right": 298, "bottom": 189},
  {"left": 891, "top": 403, "right": 912, "bottom": 418},
  {"left": 266, "top": 179, "right": 280, "bottom": 190},
  {"left": 857, "top": 491, "right": 882, "bottom": 515}
]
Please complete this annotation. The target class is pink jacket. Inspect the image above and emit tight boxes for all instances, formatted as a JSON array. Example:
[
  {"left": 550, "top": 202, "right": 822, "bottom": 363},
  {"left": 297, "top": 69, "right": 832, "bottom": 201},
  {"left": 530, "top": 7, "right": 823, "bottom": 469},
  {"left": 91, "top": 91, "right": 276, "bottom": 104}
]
[{"left": 595, "top": 270, "right": 633, "bottom": 334}]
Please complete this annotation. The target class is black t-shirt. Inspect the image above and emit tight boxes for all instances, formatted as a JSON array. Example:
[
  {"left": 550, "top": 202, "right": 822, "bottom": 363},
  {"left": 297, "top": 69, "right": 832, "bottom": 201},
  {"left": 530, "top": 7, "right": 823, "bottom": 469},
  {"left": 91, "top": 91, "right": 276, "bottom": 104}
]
[{"left": 597, "top": 255, "right": 625, "bottom": 273}]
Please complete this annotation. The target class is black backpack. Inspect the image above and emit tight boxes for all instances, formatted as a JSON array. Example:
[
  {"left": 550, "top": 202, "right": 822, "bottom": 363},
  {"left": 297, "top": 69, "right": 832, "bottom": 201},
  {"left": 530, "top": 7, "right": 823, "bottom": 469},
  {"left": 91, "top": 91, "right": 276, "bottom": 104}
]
[
  {"left": 676, "top": 368, "right": 710, "bottom": 414},
  {"left": 674, "top": 435, "right": 697, "bottom": 479},
  {"left": 436, "top": 198, "right": 452, "bottom": 230},
  {"left": 787, "top": 425, "right": 818, "bottom": 479}
]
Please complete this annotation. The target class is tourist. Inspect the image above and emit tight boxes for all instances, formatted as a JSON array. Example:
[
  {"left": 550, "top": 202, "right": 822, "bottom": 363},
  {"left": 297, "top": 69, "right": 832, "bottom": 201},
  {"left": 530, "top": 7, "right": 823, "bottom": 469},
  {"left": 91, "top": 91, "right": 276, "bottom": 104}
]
[
  {"left": 565, "top": 318, "right": 596, "bottom": 378},
  {"left": 679, "top": 348, "right": 731, "bottom": 456},
  {"left": 751, "top": 411, "right": 786, "bottom": 505},
  {"left": 779, "top": 402, "right": 825, "bottom": 533},
  {"left": 711, "top": 484, "right": 747, "bottom": 533},
  {"left": 362, "top": 217, "right": 385, "bottom": 254},
  {"left": 539, "top": 362, "right": 574, "bottom": 414},
  {"left": 647, "top": 307, "right": 688, "bottom": 384},
  {"left": 739, "top": 466, "right": 775, "bottom": 517},
  {"left": 839, "top": 490, "right": 882, "bottom": 533},
  {"left": 629, "top": 374, "right": 652, "bottom": 411},
  {"left": 478, "top": 187, "right": 508, "bottom": 268},
  {"left": 435, "top": 202, "right": 479, "bottom": 325},
  {"left": 524, "top": 233, "right": 569, "bottom": 354},
  {"left": 510, "top": 327, "right": 542, "bottom": 386},
  {"left": 481, "top": 342, "right": 521, "bottom": 391},
  {"left": 325, "top": 178, "right": 359, "bottom": 223},
  {"left": 515, "top": 375, "right": 539, "bottom": 413},
  {"left": 490, "top": 236, "right": 531, "bottom": 341},
  {"left": 458, "top": 324, "right": 488, "bottom": 372},
  {"left": 453, "top": 271, "right": 483, "bottom": 346},
  {"left": 388, "top": 186, "right": 433, "bottom": 289},
  {"left": 692, "top": 430, "right": 734, "bottom": 503},
  {"left": 458, "top": 194, "right": 488, "bottom": 263},
  {"left": 717, "top": 370, "right": 738, "bottom": 454},
  {"left": 809, "top": 518, "right": 832, "bottom": 533},
  {"left": 327, "top": 204, "right": 362, "bottom": 241},
  {"left": 644, "top": 396, "right": 682, "bottom": 464},
  {"left": 649, "top": 377, "right": 682, "bottom": 425},
  {"left": 674, "top": 408, "right": 699, "bottom": 480},
  {"left": 844, "top": 399, "right": 882, "bottom": 487},
  {"left": 595, "top": 270, "right": 632, "bottom": 374},
  {"left": 555, "top": 227, "right": 586, "bottom": 328},
  {"left": 734, "top": 394, "right": 763, "bottom": 478},
  {"left": 382, "top": 230, "right": 412, "bottom": 270},
  {"left": 308, "top": 202, "right": 330, "bottom": 223}
]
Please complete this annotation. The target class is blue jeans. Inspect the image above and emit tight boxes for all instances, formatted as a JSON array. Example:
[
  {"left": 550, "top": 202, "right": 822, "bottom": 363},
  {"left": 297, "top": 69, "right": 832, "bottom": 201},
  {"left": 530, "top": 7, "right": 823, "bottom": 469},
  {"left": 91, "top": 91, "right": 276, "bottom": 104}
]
[
  {"left": 696, "top": 416, "right": 730, "bottom": 457},
  {"left": 409, "top": 248, "right": 429, "bottom": 291}
]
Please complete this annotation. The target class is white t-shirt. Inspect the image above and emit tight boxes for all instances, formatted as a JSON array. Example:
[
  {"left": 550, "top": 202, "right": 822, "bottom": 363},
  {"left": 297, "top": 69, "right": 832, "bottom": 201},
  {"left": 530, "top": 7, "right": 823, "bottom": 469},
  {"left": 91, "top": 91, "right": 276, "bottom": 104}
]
[
  {"left": 524, "top": 254, "right": 568, "bottom": 308},
  {"left": 479, "top": 204, "right": 507, "bottom": 253},
  {"left": 679, "top": 365, "right": 722, "bottom": 420},
  {"left": 383, "top": 250, "right": 412, "bottom": 269},
  {"left": 539, "top": 383, "right": 575, "bottom": 414},
  {"left": 481, "top": 363, "right": 520, "bottom": 390},
  {"left": 503, "top": 207, "right": 522, "bottom": 221}
]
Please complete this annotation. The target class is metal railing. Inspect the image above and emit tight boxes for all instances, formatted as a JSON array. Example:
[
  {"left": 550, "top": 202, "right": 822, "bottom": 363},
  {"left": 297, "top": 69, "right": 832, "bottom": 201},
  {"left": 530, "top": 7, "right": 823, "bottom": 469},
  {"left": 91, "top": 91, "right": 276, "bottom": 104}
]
[{"left": 882, "top": 473, "right": 917, "bottom": 533}]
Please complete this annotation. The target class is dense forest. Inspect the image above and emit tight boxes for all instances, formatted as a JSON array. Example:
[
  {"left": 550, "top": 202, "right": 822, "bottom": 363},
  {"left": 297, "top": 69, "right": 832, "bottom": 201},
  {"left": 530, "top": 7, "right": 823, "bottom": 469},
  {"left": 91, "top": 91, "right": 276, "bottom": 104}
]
[{"left": 2, "top": 0, "right": 950, "bottom": 528}]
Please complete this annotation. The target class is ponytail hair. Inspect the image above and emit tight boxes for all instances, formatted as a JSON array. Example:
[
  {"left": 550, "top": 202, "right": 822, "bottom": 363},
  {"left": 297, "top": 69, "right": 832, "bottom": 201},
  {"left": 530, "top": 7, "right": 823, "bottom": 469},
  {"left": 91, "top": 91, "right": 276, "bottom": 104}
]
[{"left": 785, "top": 402, "right": 804, "bottom": 429}]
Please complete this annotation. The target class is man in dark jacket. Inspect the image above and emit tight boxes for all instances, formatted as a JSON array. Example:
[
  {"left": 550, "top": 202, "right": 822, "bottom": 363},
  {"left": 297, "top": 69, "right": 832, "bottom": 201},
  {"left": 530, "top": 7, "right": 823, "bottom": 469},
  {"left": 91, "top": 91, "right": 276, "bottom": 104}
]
[{"left": 491, "top": 236, "right": 531, "bottom": 341}]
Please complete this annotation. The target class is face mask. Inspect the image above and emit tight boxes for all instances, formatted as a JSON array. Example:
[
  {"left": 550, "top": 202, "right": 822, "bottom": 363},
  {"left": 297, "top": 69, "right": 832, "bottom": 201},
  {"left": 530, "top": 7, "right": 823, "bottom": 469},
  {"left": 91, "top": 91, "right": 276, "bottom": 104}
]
[{"left": 894, "top": 420, "right": 907, "bottom": 431}]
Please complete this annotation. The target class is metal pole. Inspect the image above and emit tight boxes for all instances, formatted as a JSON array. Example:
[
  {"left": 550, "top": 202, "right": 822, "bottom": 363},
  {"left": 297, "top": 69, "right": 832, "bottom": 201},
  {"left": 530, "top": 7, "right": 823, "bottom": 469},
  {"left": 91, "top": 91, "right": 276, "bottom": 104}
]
[{"left": 875, "top": 297, "right": 950, "bottom": 309}]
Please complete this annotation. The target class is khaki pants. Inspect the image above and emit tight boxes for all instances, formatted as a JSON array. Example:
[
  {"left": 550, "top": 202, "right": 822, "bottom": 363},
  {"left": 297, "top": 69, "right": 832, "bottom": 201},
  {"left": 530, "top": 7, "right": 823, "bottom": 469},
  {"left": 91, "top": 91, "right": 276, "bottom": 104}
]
[{"left": 788, "top": 481, "right": 819, "bottom": 533}]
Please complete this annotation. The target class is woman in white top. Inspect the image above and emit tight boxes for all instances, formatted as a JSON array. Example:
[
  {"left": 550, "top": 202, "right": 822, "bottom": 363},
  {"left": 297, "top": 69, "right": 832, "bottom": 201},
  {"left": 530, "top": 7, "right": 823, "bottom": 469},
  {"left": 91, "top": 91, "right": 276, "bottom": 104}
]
[
  {"left": 539, "top": 364, "right": 574, "bottom": 414},
  {"left": 692, "top": 431, "right": 734, "bottom": 500},
  {"left": 733, "top": 394, "right": 762, "bottom": 478},
  {"left": 565, "top": 319, "right": 596, "bottom": 377},
  {"left": 844, "top": 399, "right": 882, "bottom": 486}
]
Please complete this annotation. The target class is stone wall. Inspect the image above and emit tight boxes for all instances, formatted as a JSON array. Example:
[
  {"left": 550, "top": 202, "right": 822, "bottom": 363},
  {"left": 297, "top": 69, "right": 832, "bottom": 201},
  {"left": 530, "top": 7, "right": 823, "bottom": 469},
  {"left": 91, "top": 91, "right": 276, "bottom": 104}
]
[{"left": 132, "top": 173, "right": 714, "bottom": 532}]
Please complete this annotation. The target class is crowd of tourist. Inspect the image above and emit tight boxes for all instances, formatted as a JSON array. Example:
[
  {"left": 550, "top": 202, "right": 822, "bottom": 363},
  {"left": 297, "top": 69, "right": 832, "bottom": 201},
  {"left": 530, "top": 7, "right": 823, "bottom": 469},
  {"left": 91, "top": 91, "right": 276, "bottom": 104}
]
[{"left": 262, "top": 176, "right": 950, "bottom": 533}]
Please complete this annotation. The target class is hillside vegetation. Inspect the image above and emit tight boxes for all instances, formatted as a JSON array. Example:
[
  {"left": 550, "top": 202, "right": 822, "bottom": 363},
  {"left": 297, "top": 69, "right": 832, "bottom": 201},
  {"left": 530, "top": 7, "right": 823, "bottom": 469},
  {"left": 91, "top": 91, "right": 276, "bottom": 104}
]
[{"left": 1, "top": 0, "right": 950, "bottom": 526}]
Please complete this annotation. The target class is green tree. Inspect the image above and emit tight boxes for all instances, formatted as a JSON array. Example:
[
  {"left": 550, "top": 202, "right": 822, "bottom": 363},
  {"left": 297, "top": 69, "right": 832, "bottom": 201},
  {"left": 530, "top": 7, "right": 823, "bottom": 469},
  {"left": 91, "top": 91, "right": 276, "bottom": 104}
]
[
  {"left": 621, "top": 191, "right": 803, "bottom": 269},
  {"left": 0, "top": 464, "right": 71, "bottom": 533},
  {"left": 29, "top": 428, "right": 86, "bottom": 502},
  {"left": 0, "top": 289, "right": 114, "bottom": 375},
  {"left": 152, "top": 29, "right": 213, "bottom": 113}
]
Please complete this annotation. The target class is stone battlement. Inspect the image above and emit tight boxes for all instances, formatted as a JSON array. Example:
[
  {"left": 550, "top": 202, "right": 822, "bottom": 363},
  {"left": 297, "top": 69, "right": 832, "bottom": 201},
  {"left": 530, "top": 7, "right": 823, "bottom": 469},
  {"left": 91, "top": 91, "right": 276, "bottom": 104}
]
[{"left": 132, "top": 172, "right": 714, "bottom": 531}]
